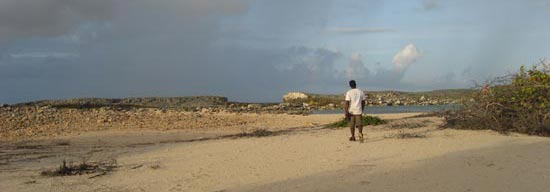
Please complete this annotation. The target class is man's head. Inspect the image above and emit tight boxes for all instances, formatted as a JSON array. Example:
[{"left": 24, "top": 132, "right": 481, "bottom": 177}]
[{"left": 349, "top": 80, "right": 357, "bottom": 89}]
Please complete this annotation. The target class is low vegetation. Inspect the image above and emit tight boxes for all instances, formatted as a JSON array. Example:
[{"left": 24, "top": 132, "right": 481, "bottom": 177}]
[
  {"left": 444, "top": 61, "right": 550, "bottom": 136},
  {"left": 41, "top": 159, "right": 117, "bottom": 177},
  {"left": 326, "top": 115, "right": 387, "bottom": 128},
  {"left": 236, "top": 129, "right": 277, "bottom": 138},
  {"left": 390, "top": 120, "right": 433, "bottom": 129},
  {"left": 384, "top": 130, "right": 428, "bottom": 139}
]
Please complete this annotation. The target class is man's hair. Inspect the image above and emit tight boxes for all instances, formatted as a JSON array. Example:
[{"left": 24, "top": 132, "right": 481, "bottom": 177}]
[{"left": 349, "top": 80, "right": 357, "bottom": 88}]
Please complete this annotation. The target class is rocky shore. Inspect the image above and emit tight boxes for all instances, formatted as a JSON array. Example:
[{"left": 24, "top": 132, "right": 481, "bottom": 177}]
[
  {"left": 0, "top": 90, "right": 472, "bottom": 141},
  {"left": 0, "top": 98, "right": 312, "bottom": 141},
  {"left": 0, "top": 104, "right": 309, "bottom": 141}
]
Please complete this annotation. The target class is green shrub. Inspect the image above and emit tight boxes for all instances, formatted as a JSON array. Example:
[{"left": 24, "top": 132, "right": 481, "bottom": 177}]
[
  {"left": 326, "top": 115, "right": 386, "bottom": 128},
  {"left": 444, "top": 62, "right": 550, "bottom": 136}
]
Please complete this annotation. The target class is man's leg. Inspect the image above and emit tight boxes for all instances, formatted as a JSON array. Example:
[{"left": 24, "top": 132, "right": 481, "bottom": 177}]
[
  {"left": 357, "top": 115, "right": 364, "bottom": 142},
  {"left": 357, "top": 115, "right": 363, "bottom": 134},
  {"left": 349, "top": 115, "right": 356, "bottom": 141}
]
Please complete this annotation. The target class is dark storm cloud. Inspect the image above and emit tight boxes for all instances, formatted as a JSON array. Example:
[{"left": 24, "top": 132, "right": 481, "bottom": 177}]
[
  {"left": 0, "top": 0, "right": 353, "bottom": 103},
  {"left": 0, "top": 0, "right": 114, "bottom": 41},
  {"left": 0, "top": 0, "right": 258, "bottom": 103}
]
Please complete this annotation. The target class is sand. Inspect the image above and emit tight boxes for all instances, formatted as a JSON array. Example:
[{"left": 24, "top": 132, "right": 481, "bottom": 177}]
[{"left": 1, "top": 113, "right": 550, "bottom": 192}]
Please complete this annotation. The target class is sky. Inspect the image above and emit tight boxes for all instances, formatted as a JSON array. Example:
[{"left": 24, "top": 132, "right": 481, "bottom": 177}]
[{"left": 1, "top": 0, "right": 550, "bottom": 103}]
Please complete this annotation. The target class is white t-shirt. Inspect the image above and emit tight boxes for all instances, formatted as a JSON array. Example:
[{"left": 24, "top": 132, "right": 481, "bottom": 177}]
[{"left": 345, "top": 88, "right": 365, "bottom": 115}]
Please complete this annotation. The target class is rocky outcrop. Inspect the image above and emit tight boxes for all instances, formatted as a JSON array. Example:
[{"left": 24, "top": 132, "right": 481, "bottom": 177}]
[
  {"left": 283, "top": 92, "right": 308, "bottom": 102},
  {"left": 14, "top": 96, "right": 229, "bottom": 109},
  {"left": 224, "top": 102, "right": 310, "bottom": 115}
]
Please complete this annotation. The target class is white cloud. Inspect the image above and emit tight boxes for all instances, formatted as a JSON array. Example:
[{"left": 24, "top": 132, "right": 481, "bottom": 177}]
[
  {"left": 326, "top": 27, "right": 394, "bottom": 34},
  {"left": 392, "top": 44, "right": 422, "bottom": 72},
  {"left": 344, "top": 53, "right": 370, "bottom": 79}
]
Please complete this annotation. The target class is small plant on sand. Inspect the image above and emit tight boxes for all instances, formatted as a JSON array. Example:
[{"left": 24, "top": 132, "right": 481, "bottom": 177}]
[
  {"left": 389, "top": 119, "right": 434, "bottom": 129},
  {"left": 236, "top": 129, "right": 276, "bottom": 138},
  {"left": 444, "top": 61, "right": 550, "bottom": 136},
  {"left": 326, "top": 115, "right": 386, "bottom": 128},
  {"left": 41, "top": 159, "right": 117, "bottom": 177},
  {"left": 384, "top": 130, "right": 427, "bottom": 139},
  {"left": 390, "top": 122, "right": 425, "bottom": 129}
]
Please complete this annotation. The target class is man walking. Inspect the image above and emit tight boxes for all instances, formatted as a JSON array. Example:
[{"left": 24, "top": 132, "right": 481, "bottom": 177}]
[{"left": 345, "top": 80, "right": 366, "bottom": 142}]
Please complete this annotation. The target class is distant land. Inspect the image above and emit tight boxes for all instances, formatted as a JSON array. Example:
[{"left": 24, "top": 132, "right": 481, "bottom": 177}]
[
  {"left": 3, "top": 89, "right": 476, "bottom": 110},
  {"left": 284, "top": 89, "right": 476, "bottom": 108}
]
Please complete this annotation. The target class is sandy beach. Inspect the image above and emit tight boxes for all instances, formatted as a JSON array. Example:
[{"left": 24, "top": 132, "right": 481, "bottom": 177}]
[
  {"left": 1, "top": 113, "right": 550, "bottom": 192},
  {"left": 4, "top": 1, "right": 550, "bottom": 191}
]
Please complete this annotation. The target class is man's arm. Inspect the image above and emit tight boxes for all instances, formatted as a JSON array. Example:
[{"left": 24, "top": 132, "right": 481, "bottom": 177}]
[
  {"left": 345, "top": 101, "right": 351, "bottom": 120},
  {"left": 361, "top": 92, "right": 366, "bottom": 112},
  {"left": 344, "top": 92, "right": 350, "bottom": 114},
  {"left": 345, "top": 101, "right": 350, "bottom": 114}
]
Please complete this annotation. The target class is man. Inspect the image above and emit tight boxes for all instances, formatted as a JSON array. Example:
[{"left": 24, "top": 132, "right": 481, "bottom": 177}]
[{"left": 344, "top": 80, "right": 366, "bottom": 142}]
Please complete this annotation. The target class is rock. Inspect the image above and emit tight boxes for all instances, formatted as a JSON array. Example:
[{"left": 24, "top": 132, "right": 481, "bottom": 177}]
[
  {"left": 395, "top": 100, "right": 403, "bottom": 106},
  {"left": 279, "top": 103, "right": 291, "bottom": 107},
  {"left": 0, "top": 103, "right": 8, "bottom": 108},
  {"left": 200, "top": 108, "right": 211, "bottom": 113},
  {"left": 247, "top": 104, "right": 261, "bottom": 109},
  {"left": 283, "top": 92, "right": 308, "bottom": 102}
]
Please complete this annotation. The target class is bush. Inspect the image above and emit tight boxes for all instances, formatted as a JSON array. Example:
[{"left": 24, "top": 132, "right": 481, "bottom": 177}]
[
  {"left": 444, "top": 61, "right": 550, "bottom": 136},
  {"left": 326, "top": 115, "right": 386, "bottom": 128}
]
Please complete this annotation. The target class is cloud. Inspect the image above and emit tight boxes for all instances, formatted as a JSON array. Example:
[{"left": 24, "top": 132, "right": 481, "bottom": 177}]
[
  {"left": 276, "top": 46, "right": 343, "bottom": 73},
  {"left": 392, "top": 44, "right": 422, "bottom": 72},
  {"left": 0, "top": 0, "right": 114, "bottom": 41},
  {"left": 422, "top": 0, "right": 439, "bottom": 11},
  {"left": 344, "top": 53, "right": 370, "bottom": 79},
  {"left": 345, "top": 44, "right": 424, "bottom": 90},
  {"left": 326, "top": 27, "right": 394, "bottom": 34},
  {"left": 0, "top": 0, "right": 479, "bottom": 103},
  {"left": 0, "top": 0, "right": 257, "bottom": 103},
  {"left": 0, "top": 0, "right": 256, "bottom": 42},
  {"left": 10, "top": 52, "right": 78, "bottom": 59}
]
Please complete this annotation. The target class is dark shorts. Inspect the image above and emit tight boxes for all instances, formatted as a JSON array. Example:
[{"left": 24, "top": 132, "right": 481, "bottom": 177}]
[{"left": 349, "top": 115, "right": 362, "bottom": 128}]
